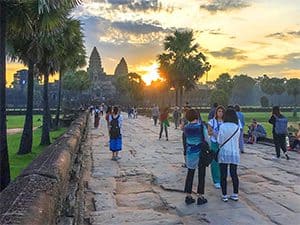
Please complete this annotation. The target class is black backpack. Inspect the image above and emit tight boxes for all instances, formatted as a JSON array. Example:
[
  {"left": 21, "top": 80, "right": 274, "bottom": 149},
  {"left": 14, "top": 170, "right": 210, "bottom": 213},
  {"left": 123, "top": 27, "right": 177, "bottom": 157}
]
[{"left": 110, "top": 115, "right": 121, "bottom": 138}]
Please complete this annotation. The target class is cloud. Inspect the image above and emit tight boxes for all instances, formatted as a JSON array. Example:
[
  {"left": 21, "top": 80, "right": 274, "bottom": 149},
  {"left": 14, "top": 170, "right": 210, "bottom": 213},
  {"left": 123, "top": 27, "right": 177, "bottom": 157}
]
[
  {"left": 266, "top": 30, "right": 300, "bottom": 40},
  {"left": 210, "top": 47, "right": 248, "bottom": 60},
  {"left": 107, "top": 0, "right": 162, "bottom": 12},
  {"left": 235, "top": 52, "right": 300, "bottom": 76},
  {"left": 200, "top": 0, "right": 250, "bottom": 13},
  {"left": 111, "top": 20, "right": 168, "bottom": 34}
]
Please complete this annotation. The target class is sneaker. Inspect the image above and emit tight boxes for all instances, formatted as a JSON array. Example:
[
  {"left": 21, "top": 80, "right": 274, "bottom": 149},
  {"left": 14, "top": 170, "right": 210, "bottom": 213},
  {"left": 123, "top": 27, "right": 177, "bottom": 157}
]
[
  {"left": 230, "top": 194, "right": 239, "bottom": 201},
  {"left": 285, "top": 154, "right": 290, "bottom": 160},
  {"left": 214, "top": 183, "right": 221, "bottom": 189},
  {"left": 116, "top": 156, "right": 122, "bottom": 160},
  {"left": 197, "top": 196, "right": 208, "bottom": 205},
  {"left": 111, "top": 156, "right": 117, "bottom": 161},
  {"left": 166, "top": 138, "right": 168, "bottom": 141},
  {"left": 185, "top": 196, "right": 195, "bottom": 205},
  {"left": 272, "top": 156, "right": 280, "bottom": 161},
  {"left": 222, "top": 195, "right": 228, "bottom": 202}
]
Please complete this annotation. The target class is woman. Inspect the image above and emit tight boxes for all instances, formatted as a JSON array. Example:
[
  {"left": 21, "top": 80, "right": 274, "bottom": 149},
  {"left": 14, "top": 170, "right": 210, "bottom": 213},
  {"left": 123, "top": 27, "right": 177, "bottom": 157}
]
[
  {"left": 184, "top": 109, "right": 210, "bottom": 205},
  {"left": 94, "top": 106, "right": 100, "bottom": 128},
  {"left": 159, "top": 107, "right": 169, "bottom": 141},
  {"left": 268, "top": 106, "right": 289, "bottom": 160},
  {"left": 217, "top": 108, "right": 240, "bottom": 202},
  {"left": 109, "top": 106, "right": 123, "bottom": 161},
  {"left": 207, "top": 105, "right": 225, "bottom": 189}
]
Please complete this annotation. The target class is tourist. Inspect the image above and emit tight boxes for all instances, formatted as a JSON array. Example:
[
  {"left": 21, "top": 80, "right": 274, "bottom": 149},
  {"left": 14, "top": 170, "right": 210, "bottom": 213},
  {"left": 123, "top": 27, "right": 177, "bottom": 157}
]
[
  {"left": 269, "top": 106, "right": 290, "bottom": 160},
  {"left": 180, "top": 106, "right": 190, "bottom": 167},
  {"left": 89, "top": 105, "right": 94, "bottom": 115},
  {"left": 208, "top": 103, "right": 218, "bottom": 120},
  {"left": 173, "top": 106, "right": 181, "bottom": 129},
  {"left": 217, "top": 108, "right": 240, "bottom": 202},
  {"left": 133, "top": 107, "right": 138, "bottom": 119},
  {"left": 159, "top": 107, "right": 169, "bottom": 141},
  {"left": 235, "top": 104, "right": 245, "bottom": 153},
  {"left": 105, "top": 106, "right": 112, "bottom": 133},
  {"left": 109, "top": 106, "right": 123, "bottom": 161},
  {"left": 207, "top": 105, "right": 225, "bottom": 189},
  {"left": 152, "top": 104, "right": 159, "bottom": 126},
  {"left": 99, "top": 103, "right": 104, "bottom": 116},
  {"left": 247, "top": 119, "right": 267, "bottom": 144},
  {"left": 94, "top": 106, "right": 100, "bottom": 128},
  {"left": 290, "top": 123, "right": 300, "bottom": 151},
  {"left": 184, "top": 109, "right": 209, "bottom": 205}
]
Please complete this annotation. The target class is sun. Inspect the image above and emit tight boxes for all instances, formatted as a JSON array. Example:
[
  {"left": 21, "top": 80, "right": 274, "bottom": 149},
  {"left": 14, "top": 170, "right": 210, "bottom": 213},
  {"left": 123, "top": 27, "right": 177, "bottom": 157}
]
[{"left": 141, "top": 63, "right": 162, "bottom": 85}]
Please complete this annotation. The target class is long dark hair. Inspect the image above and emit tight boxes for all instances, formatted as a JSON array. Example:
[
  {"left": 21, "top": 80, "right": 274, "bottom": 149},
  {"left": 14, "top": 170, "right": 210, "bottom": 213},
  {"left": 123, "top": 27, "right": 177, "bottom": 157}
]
[
  {"left": 223, "top": 108, "right": 238, "bottom": 125},
  {"left": 214, "top": 105, "right": 225, "bottom": 120},
  {"left": 272, "top": 106, "right": 280, "bottom": 117}
]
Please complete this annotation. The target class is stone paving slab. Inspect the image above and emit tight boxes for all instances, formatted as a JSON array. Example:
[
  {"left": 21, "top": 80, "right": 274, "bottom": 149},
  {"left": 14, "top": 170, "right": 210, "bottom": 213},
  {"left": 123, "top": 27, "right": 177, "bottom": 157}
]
[{"left": 84, "top": 114, "right": 300, "bottom": 225}]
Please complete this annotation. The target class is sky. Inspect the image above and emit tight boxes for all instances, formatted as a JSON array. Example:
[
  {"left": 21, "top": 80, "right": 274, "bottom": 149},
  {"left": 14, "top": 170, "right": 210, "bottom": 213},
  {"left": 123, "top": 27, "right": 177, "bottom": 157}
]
[{"left": 6, "top": 0, "right": 300, "bottom": 85}]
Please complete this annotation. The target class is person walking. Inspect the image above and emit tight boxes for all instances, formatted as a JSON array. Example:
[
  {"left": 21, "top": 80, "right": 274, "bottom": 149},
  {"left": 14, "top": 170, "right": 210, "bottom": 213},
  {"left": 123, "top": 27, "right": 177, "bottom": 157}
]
[
  {"left": 159, "top": 107, "right": 169, "bottom": 141},
  {"left": 235, "top": 104, "right": 245, "bottom": 153},
  {"left": 173, "top": 106, "right": 181, "bottom": 129},
  {"left": 94, "top": 106, "right": 100, "bottom": 128},
  {"left": 183, "top": 109, "right": 209, "bottom": 205},
  {"left": 268, "top": 106, "right": 290, "bottom": 160},
  {"left": 109, "top": 106, "right": 123, "bottom": 161},
  {"left": 207, "top": 105, "right": 225, "bottom": 189},
  {"left": 152, "top": 105, "right": 159, "bottom": 126},
  {"left": 217, "top": 108, "right": 240, "bottom": 202}
]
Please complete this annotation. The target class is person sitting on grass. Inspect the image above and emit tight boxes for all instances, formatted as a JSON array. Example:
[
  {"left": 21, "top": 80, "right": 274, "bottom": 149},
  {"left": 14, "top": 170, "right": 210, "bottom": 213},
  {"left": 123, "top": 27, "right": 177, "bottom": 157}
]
[
  {"left": 247, "top": 119, "right": 266, "bottom": 144},
  {"left": 290, "top": 123, "right": 300, "bottom": 151}
]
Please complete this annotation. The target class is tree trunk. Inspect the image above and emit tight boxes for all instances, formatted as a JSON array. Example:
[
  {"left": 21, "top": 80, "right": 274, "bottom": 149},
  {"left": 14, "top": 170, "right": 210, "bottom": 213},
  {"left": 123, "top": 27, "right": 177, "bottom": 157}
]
[
  {"left": 175, "top": 89, "right": 178, "bottom": 106},
  {"left": 18, "top": 61, "right": 35, "bottom": 155},
  {"left": 0, "top": 2, "right": 10, "bottom": 191},
  {"left": 40, "top": 71, "right": 51, "bottom": 145},
  {"left": 55, "top": 70, "right": 62, "bottom": 127},
  {"left": 179, "top": 86, "right": 183, "bottom": 110}
]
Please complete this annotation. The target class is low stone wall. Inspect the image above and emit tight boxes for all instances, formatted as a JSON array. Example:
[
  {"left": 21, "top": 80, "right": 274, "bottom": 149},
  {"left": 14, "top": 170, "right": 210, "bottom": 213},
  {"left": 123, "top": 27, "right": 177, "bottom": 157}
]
[{"left": 0, "top": 112, "right": 89, "bottom": 225}]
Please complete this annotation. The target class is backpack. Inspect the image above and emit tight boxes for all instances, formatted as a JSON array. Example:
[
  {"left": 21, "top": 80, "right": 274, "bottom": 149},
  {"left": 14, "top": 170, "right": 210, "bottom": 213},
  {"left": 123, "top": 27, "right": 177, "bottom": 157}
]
[
  {"left": 275, "top": 116, "right": 288, "bottom": 135},
  {"left": 110, "top": 115, "right": 121, "bottom": 138},
  {"left": 199, "top": 123, "right": 214, "bottom": 167}
]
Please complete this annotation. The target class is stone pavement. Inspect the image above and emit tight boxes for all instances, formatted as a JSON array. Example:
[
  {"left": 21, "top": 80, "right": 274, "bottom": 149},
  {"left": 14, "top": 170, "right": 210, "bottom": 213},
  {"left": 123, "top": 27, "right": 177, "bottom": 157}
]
[{"left": 83, "top": 114, "right": 300, "bottom": 225}]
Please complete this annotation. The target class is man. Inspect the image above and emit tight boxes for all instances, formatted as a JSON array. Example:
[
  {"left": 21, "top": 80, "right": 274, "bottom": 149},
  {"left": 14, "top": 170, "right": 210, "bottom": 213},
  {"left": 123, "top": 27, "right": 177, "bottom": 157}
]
[
  {"left": 152, "top": 105, "right": 159, "bottom": 126},
  {"left": 247, "top": 119, "right": 266, "bottom": 144},
  {"left": 173, "top": 106, "right": 181, "bottom": 129}
]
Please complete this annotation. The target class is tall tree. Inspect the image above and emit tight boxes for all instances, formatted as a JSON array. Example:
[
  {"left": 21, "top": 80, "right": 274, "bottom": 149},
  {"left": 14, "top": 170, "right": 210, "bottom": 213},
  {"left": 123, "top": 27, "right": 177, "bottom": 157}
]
[
  {"left": 231, "top": 74, "right": 256, "bottom": 104},
  {"left": 158, "top": 30, "right": 210, "bottom": 109},
  {"left": 286, "top": 78, "right": 300, "bottom": 116},
  {"left": 260, "top": 75, "right": 286, "bottom": 105},
  {"left": 214, "top": 73, "right": 234, "bottom": 96},
  {"left": 54, "top": 19, "right": 86, "bottom": 127},
  {"left": 0, "top": 1, "right": 10, "bottom": 191}
]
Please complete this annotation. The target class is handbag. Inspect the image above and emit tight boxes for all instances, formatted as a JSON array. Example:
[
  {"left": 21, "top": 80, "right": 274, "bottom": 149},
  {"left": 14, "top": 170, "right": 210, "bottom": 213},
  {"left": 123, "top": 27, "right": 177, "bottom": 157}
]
[
  {"left": 200, "top": 123, "right": 214, "bottom": 167},
  {"left": 215, "top": 127, "right": 239, "bottom": 162}
]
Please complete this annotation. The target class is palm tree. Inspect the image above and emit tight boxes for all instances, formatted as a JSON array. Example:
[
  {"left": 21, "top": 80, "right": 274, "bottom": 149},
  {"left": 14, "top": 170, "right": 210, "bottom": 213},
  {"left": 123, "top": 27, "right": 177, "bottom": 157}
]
[
  {"left": 158, "top": 30, "right": 210, "bottom": 109},
  {"left": 0, "top": 1, "right": 10, "bottom": 191},
  {"left": 54, "top": 19, "right": 86, "bottom": 127},
  {"left": 7, "top": 0, "right": 80, "bottom": 154}
]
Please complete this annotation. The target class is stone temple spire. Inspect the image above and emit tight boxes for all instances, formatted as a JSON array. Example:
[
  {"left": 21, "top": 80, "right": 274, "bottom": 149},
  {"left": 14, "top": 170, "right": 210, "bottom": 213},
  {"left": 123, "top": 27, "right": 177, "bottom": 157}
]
[
  {"left": 114, "top": 57, "right": 128, "bottom": 76},
  {"left": 88, "top": 47, "right": 105, "bottom": 82}
]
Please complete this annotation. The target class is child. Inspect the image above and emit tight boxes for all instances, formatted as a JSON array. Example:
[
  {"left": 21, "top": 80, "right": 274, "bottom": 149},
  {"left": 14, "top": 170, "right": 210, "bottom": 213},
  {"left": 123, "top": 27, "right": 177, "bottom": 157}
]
[{"left": 184, "top": 109, "right": 209, "bottom": 205}]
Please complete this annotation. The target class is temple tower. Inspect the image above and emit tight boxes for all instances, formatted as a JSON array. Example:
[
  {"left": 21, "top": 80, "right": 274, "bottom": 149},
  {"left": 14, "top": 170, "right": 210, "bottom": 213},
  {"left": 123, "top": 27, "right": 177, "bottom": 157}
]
[{"left": 114, "top": 57, "right": 128, "bottom": 76}]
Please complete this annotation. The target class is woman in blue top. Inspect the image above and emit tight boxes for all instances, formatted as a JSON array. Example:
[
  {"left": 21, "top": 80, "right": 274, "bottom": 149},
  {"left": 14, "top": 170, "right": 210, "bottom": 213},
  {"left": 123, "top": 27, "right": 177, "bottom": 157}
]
[{"left": 184, "top": 109, "right": 210, "bottom": 205}]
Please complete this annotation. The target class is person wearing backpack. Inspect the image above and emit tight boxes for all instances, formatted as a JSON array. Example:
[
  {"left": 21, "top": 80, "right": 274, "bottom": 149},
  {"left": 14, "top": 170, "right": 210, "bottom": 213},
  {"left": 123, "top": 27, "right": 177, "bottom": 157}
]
[
  {"left": 217, "top": 108, "right": 240, "bottom": 202},
  {"left": 109, "top": 106, "right": 123, "bottom": 161},
  {"left": 183, "top": 109, "right": 210, "bottom": 205},
  {"left": 94, "top": 106, "right": 100, "bottom": 128},
  {"left": 269, "top": 106, "right": 289, "bottom": 160},
  {"left": 207, "top": 105, "right": 225, "bottom": 189}
]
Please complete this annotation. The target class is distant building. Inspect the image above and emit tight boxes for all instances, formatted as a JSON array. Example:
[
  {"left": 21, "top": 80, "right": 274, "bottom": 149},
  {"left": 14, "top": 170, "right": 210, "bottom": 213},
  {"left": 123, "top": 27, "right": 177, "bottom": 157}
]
[{"left": 114, "top": 57, "right": 128, "bottom": 76}]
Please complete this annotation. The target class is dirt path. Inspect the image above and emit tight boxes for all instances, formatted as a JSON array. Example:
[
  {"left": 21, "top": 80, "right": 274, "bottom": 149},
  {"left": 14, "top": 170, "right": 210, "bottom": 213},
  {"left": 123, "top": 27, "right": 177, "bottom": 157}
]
[{"left": 7, "top": 127, "right": 39, "bottom": 135}]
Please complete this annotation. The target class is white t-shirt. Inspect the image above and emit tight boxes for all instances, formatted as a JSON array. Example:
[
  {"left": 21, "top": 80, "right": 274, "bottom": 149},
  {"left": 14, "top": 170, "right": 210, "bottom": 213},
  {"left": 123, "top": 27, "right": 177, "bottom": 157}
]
[{"left": 208, "top": 118, "right": 223, "bottom": 143}]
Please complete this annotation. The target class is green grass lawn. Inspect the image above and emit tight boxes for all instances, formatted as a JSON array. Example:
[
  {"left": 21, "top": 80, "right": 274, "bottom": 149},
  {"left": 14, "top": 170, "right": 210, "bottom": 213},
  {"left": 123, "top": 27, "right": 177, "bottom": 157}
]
[
  {"left": 199, "top": 112, "right": 299, "bottom": 138},
  {"left": 8, "top": 127, "right": 66, "bottom": 180},
  {"left": 6, "top": 115, "right": 43, "bottom": 129}
]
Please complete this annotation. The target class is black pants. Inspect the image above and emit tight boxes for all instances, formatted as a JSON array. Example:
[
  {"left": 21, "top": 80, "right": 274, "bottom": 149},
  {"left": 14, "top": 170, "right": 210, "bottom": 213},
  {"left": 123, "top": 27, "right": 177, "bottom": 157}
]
[
  {"left": 182, "top": 133, "right": 187, "bottom": 156},
  {"left": 220, "top": 163, "right": 239, "bottom": 195},
  {"left": 159, "top": 123, "right": 168, "bottom": 138},
  {"left": 273, "top": 134, "right": 287, "bottom": 158},
  {"left": 174, "top": 117, "right": 179, "bottom": 129},
  {"left": 184, "top": 163, "right": 206, "bottom": 195},
  {"left": 153, "top": 116, "right": 158, "bottom": 126}
]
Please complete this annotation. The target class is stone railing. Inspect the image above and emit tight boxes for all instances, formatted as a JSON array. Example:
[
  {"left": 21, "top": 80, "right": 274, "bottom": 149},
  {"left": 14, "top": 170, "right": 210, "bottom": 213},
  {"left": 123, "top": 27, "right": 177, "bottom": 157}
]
[{"left": 0, "top": 112, "right": 89, "bottom": 225}]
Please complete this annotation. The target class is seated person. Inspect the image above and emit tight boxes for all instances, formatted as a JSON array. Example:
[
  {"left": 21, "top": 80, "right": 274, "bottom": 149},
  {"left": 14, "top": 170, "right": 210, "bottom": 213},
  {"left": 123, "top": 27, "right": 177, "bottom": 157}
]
[
  {"left": 290, "top": 123, "right": 300, "bottom": 150},
  {"left": 247, "top": 119, "right": 267, "bottom": 144}
]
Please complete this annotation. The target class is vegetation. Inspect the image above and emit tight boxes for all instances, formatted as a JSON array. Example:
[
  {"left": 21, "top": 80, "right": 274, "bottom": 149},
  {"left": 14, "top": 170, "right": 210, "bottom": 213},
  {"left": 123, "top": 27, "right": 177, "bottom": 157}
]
[
  {"left": 158, "top": 30, "right": 210, "bottom": 109},
  {"left": 8, "top": 127, "right": 66, "bottom": 180},
  {"left": 6, "top": 115, "right": 42, "bottom": 129}
]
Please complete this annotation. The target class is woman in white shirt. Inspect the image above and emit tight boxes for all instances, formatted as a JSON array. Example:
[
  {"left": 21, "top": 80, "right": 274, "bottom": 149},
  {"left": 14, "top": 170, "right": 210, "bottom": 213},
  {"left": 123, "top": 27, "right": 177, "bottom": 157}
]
[
  {"left": 217, "top": 108, "right": 240, "bottom": 202},
  {"left": 207, "top": 105, "right": 225, "bottom": 189}
]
